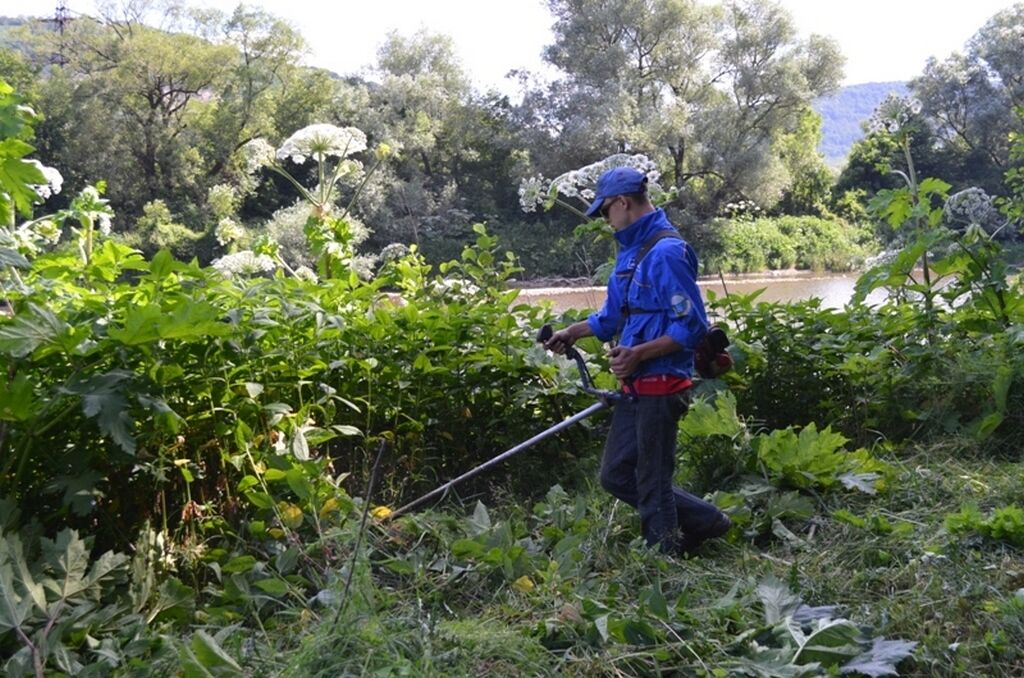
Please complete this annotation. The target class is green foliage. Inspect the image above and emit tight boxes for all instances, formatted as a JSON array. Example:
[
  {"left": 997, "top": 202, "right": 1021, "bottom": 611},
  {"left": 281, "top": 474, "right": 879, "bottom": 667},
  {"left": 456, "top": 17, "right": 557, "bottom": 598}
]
[
  {"left": 702, "top": 215, "right": 873, "bottom": 274},
  {"left": 774, "top": 108, "right": 835, "bottom": 216},
  {"left": 677, "top": 392, "right": 890, "bottom": 545},
  {"left": 717, "top": 575, "right": 916, "bottom": 676},
  {"left": 0, "top": 79, "right": 45, "bottom": 226},
  {"left": 132, "top": 199, "right": 206, "bottom": 261},
  {"left": 754, "top": 424, "right": 886, "bottom": 493},
  {"left": 0, "top": 218, "right": 581, "bottom": 556},
  {"left": 0, "top": 526, "right": 176, "bottom": 675},
  {"left": 6, "top": 15, "right": 1024, "bottom": 674},
  {"left": 280, "top": 484, "right": 918, "bottom": 676},
  {"left": 947, "top": 504, "right": 1024, "bottom": 548},
  {"left": 712, "top": 220, "right": 1024, "bottom": 449},
  {"left": 1001, "top": 107, "right": 1024, "bottom": 229},
  {"left": 538, "top": 0, "right": 843, "bottom": 218}
]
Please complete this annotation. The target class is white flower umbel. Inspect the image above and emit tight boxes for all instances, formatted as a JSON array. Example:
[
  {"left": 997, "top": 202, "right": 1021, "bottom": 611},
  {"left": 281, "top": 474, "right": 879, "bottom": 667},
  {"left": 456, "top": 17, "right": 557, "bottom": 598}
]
[
  {"left": 276, "top": 124, "right": 368, "bottom": 165},
  {"left": 518, "top": 175, "right": 546, "bottom": 213},
  {"left": 239, "top": 138, "right": 276, "bottom": 174},
  {"left": 215, "top": 217, "right": 246, "bottom": 247},
  {"left": 27, "top": 160, "right": 63, "bottom": 200},
  {"left": 867, "top": 94, "right": 922, "bottom": 137},
  {"left": 379, "top": 242, "right": 410, "bottom": 262},
  {"left": 945, "top": 187, "right": 1006, "bottom": 237},
  {"left": 211, "top": 250, "right": 278, "bottom": 278},
  {"left": 519, "top": 153, "right": 664, "bottom": 216},
  {"left": 32, "top": 219, "right": 61, "bottom": 245},
  {"left": 96, "top": 213, "right": 112, "bottom": 236},
  {"left": 293, "top": 265, "right": 318, "bottom": 282}
]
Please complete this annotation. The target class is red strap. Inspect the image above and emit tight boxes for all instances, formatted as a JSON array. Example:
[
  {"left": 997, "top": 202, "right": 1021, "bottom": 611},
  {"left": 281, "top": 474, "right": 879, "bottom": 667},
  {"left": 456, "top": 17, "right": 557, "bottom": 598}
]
[{"left": 623, "top": 374, "right": 692, "bottom": 396}]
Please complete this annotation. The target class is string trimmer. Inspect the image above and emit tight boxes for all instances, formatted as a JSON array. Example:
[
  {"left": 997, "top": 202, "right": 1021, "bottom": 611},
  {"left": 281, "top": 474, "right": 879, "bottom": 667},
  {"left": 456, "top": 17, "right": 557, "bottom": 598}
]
[{"left": 387, "top": 324, "right": 621, "bottom": 519}]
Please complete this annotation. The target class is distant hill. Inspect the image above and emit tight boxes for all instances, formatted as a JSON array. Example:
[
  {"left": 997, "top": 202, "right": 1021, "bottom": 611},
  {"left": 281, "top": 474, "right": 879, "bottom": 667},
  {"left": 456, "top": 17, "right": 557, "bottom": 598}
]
[{"left": 814, "top": 81, "right": 910, "bottom": 167}]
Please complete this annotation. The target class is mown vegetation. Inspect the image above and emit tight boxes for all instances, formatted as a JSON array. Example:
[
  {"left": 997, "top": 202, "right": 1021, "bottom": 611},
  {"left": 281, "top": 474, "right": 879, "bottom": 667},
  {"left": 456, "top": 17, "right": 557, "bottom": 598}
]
[{"left": 2, "top": 1, "right": 1024, "bottom": 676}]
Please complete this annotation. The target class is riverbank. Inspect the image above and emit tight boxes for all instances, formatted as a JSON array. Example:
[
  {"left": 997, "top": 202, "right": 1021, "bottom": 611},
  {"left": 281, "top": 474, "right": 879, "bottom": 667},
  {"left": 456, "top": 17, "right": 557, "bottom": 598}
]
[
  {"left": 515, "top": 269, "right": 886, "bottom": 312},
  {"left": 511, "top": 268, "right": 851, "bottom": 289}
]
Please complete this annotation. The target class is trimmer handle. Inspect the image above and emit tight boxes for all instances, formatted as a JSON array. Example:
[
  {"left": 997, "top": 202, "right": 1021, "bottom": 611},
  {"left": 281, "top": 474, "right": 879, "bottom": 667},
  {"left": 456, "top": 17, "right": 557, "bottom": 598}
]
[
  {"left": 536, "top": 324, "right": 554, "bottom": 344},
  {"left": 537, "top": 324, "right": 621, "bottom": 403}
]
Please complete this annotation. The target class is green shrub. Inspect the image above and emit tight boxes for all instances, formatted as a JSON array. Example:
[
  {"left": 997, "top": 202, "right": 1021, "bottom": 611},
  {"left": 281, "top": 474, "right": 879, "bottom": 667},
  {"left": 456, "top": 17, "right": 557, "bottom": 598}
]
[
  {"left": 773, "top": 215, "right": 874, "bottom": 271},
  {"left": 0, "top": 224, "right": 594, "bottom": 553},
  {"left": 947, "top": 504, "right": 1024, "bottom": 548},
  {"left": 702, "top": 215, "right": 874, "bottom": 274},
  {"left": 709, "top": 264, "right": 1024, "bottom": 450}
]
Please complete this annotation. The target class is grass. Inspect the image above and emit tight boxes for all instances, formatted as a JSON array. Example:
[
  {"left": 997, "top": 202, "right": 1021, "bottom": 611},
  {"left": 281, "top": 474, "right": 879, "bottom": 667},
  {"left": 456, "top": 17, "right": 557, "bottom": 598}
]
[{"left": 242, "top": 433, "right": 1024, "bottom": 677}]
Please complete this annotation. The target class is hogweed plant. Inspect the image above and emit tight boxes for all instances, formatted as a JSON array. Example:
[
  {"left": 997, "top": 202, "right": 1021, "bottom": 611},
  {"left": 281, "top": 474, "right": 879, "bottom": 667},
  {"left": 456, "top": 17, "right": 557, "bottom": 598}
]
[
  {"left": 518, "top": 153, "right": 667, "bottom": 221},
  {"left": 239, "top": 124, "right": 392, "bottom": 280},
  {"left": 858, "top": 94, "right": 949, "bottom": 331},
  {"left": 859, "top": 94, "right": 1019, "bottom": 332},
  {"left": 518, "top": 154, "right": 670, "bottom": 278},
  {"left": 0, "top": 82, "right": 115, "bottom": 301}
]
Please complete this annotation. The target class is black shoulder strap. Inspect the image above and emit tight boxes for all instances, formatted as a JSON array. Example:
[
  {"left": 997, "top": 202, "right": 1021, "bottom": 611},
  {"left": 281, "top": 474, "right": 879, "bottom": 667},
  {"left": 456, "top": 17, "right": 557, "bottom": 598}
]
[
  {"left": 630, "top": 231, "right": 682, "bottom": 286},
  {"left": 618, "top": 230, "right": 683, "bottom": 326}
]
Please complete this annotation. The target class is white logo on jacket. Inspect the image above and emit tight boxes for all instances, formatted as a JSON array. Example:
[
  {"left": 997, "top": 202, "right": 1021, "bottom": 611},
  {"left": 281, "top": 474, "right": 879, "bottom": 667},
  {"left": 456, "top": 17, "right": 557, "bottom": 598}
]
[{"left": 670, "top": 294, "right": 691, "bottom": 317}]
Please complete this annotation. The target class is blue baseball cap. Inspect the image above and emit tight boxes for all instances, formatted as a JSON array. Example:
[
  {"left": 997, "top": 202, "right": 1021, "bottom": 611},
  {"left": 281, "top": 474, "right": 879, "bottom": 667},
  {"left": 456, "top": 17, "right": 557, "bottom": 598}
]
[{"left": 585, "top": 167, "right": 648, "bottom": 218}]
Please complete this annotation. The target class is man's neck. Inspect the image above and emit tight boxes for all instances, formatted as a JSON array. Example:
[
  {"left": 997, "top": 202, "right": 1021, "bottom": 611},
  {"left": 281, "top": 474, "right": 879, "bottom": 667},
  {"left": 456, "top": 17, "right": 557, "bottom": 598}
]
[{"left": 612, "top": 205, "right": 656, "bottom": 232}]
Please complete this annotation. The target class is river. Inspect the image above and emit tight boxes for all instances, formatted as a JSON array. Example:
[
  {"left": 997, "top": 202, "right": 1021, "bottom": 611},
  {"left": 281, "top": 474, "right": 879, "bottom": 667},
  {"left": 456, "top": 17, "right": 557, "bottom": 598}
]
[{"left": 516, "top": 271, "right": 888, "bottom": 313}]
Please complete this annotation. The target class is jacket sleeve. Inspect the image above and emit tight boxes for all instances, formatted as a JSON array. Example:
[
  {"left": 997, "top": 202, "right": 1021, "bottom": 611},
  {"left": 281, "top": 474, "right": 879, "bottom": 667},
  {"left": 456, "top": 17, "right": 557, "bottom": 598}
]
[
  {"left": 587, "top": 272, "right": 623, "bottom": 342},
  {"left": 648, "top": 242, "right": 708, "bottom": 350}
]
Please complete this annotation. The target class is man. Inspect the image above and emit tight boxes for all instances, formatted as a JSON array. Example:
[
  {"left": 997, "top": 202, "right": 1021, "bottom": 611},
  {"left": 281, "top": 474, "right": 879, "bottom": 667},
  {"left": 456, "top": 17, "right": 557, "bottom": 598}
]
[{"left": 544, "top": 166, "right": 731, "bottom": 556}]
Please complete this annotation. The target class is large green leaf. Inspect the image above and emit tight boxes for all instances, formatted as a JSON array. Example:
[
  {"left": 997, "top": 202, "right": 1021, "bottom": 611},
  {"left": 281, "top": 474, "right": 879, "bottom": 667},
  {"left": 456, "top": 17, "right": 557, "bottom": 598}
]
[
  {"left": 0, "top": 372, "right": 35, "bottom": 421},
  {"left": 84, "top": 240, "right": 145, "bottom": 282},
  {"left": 157, "top": 301, "right": 232, "bottom": 341},
  {"left": 0, "top": 532, "right": 45, "bottom": 612},
  {"left": 468, "top": 501, "right": 491, "bottom": 535},
  {"left": 41, "top": 529, "right": 91, "bottom": 601},
  {"left": 0, "top": 139, "right": 45, "bottom": 218},
  {"left": 793, "top": 619, "right": 862, "bottom": 665},
  {"left": 841, "top": 638, "right": 917, "bottom": 677},
  {"left": 181, "top": 630, "right": 243, "bottom": 677},
  {"left": 757, "top": 574, "right": 802, "bottom": 625},
  {"left": 147, "top": 577, "right": 196, "bottom": 624},
  {"left": 0, "top": 247, "right": 30, "bottom": 269},
  {"left": 47, "top": 472, "right": 104, "bottom": 517},
  {"left": 681, "top": 391, "right": 746, "bottom": 439},
  {"left": 106, "top": 304, "right": 163, "bottom": 346},
  {"left": 62, "top": 370, "right": 137, "bottom": 454},
  {"left": 108, "top": 301, "right": 231, "bottom": 346},
  {"left": 0, "top": 563, "right": 33, "bottom": 636},
  {"left": 0, "top": 303, "right": 71, "bottom": 358}
]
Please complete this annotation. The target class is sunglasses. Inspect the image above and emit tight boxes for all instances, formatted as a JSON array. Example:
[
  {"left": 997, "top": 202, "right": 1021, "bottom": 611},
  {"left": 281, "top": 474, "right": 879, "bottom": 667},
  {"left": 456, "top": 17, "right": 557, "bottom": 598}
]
[{"left": 600, "top": 196, "right": 621, "bottom": 219}]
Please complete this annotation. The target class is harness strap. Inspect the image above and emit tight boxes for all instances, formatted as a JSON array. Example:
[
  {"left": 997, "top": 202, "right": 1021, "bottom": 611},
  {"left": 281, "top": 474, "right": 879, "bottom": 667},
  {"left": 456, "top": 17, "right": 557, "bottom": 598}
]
[{"left": 618, "top": 230, "right": 684, "bottom": 327}]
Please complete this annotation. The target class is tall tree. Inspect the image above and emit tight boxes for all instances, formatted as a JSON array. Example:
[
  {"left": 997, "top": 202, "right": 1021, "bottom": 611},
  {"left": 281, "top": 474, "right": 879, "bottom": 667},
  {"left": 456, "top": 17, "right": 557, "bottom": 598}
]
[
  {"left": 841, "top": 4, "right": 1024, "bottom": 203},
  {"left": 334, "top": 30, "right": 529, "bottom": 259},
  {"left": 24, "top": 0, "right": 333, "bottom": 234},
  {"left": 529, "top": 0, "right": 843, "bottom": 217}
]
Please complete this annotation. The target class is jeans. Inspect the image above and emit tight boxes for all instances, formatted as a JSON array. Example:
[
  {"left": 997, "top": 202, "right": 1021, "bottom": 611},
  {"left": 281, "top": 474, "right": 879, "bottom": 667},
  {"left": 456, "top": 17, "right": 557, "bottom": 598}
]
[{"left": 600, "top": 391, "right": 725, "bottom": 552}]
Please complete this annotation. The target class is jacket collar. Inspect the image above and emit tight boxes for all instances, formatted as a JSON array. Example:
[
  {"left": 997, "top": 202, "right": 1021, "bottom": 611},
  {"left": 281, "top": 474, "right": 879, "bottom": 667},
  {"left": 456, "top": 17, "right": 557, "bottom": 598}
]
[{"left": 613, "top": 208, "right": 673, "bottom": 249}]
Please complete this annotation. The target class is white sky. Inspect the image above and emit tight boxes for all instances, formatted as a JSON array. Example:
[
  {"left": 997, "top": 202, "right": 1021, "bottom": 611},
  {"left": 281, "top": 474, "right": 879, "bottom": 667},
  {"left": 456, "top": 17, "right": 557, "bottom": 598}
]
[{"left": 4, "top": 0, "right": 1021, "bottom": 91}]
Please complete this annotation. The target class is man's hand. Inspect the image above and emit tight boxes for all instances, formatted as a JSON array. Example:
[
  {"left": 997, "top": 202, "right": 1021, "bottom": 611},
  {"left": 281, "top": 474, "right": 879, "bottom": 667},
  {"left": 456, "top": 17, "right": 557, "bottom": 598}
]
[
  {"left": 608, "top": 346, "right": 642, "bottom": 379},
  {"left": 608, "top": 336, "right": 683, "bottom": 379},
  {"left": 544, "top": 321, "right": 592, "bottom": 355},
  {"left": 544, "top": 328, "right": 577, "bottom": 355}
]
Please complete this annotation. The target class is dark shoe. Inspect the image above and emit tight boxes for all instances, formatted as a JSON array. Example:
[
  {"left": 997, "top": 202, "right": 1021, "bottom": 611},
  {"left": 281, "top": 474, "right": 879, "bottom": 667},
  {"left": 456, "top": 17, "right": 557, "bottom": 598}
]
[{"left": 677, "top": 513, "right": 732, "bottom": 556}]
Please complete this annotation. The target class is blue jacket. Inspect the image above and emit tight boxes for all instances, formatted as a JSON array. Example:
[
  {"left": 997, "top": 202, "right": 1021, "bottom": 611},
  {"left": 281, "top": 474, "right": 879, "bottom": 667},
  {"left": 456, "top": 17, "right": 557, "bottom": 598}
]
[{"left": 586, "top": 209, "right": 708, "bottom": 379}]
